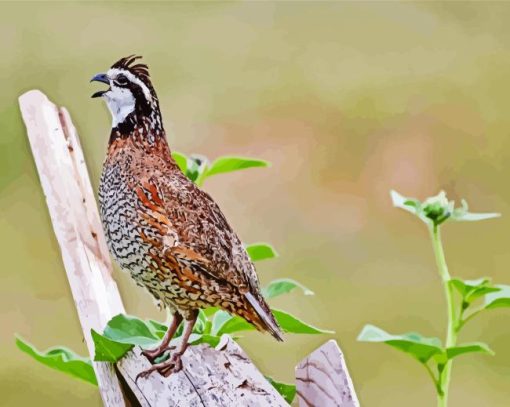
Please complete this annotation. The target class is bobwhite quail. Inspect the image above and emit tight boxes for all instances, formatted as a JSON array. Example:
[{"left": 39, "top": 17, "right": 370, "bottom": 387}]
[{"left": 91, "top": 56, "right": 282, "bottom": 379}]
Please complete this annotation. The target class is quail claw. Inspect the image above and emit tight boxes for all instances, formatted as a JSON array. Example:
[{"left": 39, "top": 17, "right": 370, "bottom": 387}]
[
  {"left": 160, "top": 354, "right": 183, "bottom": 377},
  {"left": 135, "top": 352, "right": 183, "bottom": 382},
  {"left": 141, "top": 345, "right": 176, "bottom": 361}
]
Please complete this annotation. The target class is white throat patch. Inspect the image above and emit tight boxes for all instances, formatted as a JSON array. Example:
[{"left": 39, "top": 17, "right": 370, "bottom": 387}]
[
  {"left": 101, "top": 67, "right": 153, "bottom": 128},
  {"left": 104, "top": 86, "right": 136, "bottom": 127}
]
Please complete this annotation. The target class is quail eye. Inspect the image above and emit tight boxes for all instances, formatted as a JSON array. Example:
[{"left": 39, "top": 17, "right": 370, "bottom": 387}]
[{"left": 115, "top": 74, "right": 128, "bottom": 86}]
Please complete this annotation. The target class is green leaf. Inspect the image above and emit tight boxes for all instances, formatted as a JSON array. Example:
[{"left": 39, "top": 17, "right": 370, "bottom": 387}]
[
  {"left": 450, "top": 278, "right": 501, "bottom": 304},
  {"left": 215, "top": 308, "right": 332, "bottom": 336},
  {"left": 273, "top": 309, "right": 333, "bottom": 334},
  {"left": 266, "top": 376, "right": 296, "bottom": 404},
  {"left": 147, "top": 319, "right": 168, "bottom": 337},
  {"left": 453, "top": 212, "right": 501, "bottom": 221},
  {"left": 451, "top": 277, "right": 491, "bottom": 297},
  {"left": 451, "top": 200, "right": 500, "bottom": 222},
  {"left": 203, "top": 307, "right": 220, "bottom": 317},
  {"left": 216, "top": 314, "right": 254, "bottom": 335},
  {"left": 171, "top": 151, "right": 188, "bottom": 173},
  {"left": 205, "top": 156, "right": 269, "bottom": 178},
  {"left": 16, "top": 336, "right": 97, "bottom": 385},
  {"left": 446, "top": 342, "right": 494, "bottom": 360},
  {"left": 175, "top": 319, "right": 185, "bottom": 337},
  {"left": 262, "top": 278, "right": 314, "bottom": 299},
  {"left": 212, "top": 310, "right": 234, "bottom": 335},
  {"left": 194, "top": 309, "right": 209, "bottom": 334},
  {"left": 191, "top": 334, "right": 221, "bottom": 348},
  {"left": 91, "top": 330, "right": 133, "bottom": 362},
  {"left": 186, "top": 154, "right": 209, "bottom": 183},
  {"left": 485, "top": 285, "right": 510, "bottom": 309},
  {"left": 245, "top": 243, "right": 278, "bottom": 262},
  {"left": 357, "top": 324, "right": 443, "bottom": 363},
  {"left": 103, "top": 314, "right": 160, "bottom": 347},
  {"left": 390, "top": 190, "right": 421, "bottom": 215}
]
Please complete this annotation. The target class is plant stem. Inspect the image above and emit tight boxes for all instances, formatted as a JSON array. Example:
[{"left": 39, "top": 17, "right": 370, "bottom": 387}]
[{"left": 429, "top": 224, "right": 457, "bottom": 407}]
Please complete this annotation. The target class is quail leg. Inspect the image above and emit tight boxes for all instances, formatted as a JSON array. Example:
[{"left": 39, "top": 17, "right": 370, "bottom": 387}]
[
  {"left": 136, "top": 311, "right": 197, "bottom": 381},
  {"left": 141, "top": 312, "right": 183, "bottom": 361}
]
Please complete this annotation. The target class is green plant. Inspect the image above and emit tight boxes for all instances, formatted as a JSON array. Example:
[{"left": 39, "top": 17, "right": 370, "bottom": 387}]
[
  {"left": 16, "top": 152, "right": 331, "bottom": 403},
  {"left": 358, "top": 190, "right": 509, "bottom": 407}
]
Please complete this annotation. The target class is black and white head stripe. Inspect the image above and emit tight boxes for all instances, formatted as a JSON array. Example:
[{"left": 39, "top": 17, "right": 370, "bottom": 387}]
[
  {"left": 107, "top": 67, "right": 153, "bottom": 102},
  {"left": 92, "top": 55, "right": 164, "bottom": 134}
]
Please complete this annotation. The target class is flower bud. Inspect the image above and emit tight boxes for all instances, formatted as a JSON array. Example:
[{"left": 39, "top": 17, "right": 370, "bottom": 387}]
[{"left": 422, "top": 191, "right": 451, "bottom": 225}]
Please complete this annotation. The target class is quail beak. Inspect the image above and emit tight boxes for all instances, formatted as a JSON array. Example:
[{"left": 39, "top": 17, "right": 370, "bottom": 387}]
[{"left": 90, "top": 73, "right": 110, "bottom": 98}]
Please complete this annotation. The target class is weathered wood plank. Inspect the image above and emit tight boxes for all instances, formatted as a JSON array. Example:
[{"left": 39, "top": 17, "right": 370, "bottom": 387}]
[
  {"left": 295, "top": 340, "right": 359, "bottom": 407},
  {"left": 19, "top": 90, "right": 127, "bottom": 406},
  {"left": 118, "top": 335, "right": 288, "bottom": 407}
]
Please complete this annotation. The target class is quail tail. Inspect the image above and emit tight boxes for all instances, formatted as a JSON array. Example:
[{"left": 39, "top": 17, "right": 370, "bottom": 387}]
[{"left": 244, "top": 292, "right": 284, "bottom": 341}]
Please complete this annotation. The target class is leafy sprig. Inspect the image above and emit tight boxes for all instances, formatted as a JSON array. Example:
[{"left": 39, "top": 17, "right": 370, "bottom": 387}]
[
  {"left": 389, "top": 190, "right": 500, "bottom": 226},
  {"left": 359, "top": 190, "right": 507, "bottom": 407},
  {"left": 171, "top": 151, "right": 269, "bottom": 187}
]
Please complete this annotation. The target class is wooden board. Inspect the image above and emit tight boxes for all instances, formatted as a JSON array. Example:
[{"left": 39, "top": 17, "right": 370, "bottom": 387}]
[
  {"left": 19, "top": 90, "right": 128, "bottom": 406},
  {"left": 118, "top": 335, "right": 288, "bottom": 407},
  {"left": 296, "top": 340, "right": 359, "bottom": 407}
]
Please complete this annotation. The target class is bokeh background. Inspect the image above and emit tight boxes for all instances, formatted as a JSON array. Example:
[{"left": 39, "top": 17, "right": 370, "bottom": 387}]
[{"left": 2, "top": 2, "right": 510, "bottom": 406}]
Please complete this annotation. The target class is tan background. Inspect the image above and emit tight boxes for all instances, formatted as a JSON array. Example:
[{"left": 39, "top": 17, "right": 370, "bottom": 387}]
[{"left": 1, "top": 2, "right": 510, "bottom": 406}]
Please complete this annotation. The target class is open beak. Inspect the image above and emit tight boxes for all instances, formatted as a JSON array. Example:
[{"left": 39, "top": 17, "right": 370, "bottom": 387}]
[{"left": 90, "top": 73, "right": 110, "bottom": 98}]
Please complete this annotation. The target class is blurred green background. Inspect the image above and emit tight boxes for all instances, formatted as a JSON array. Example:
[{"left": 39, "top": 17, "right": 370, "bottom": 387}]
[{"left": 2, "top": 1, "right": 510, "bottom": 406}]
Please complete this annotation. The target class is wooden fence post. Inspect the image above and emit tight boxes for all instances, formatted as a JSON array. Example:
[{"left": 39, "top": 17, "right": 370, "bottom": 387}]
[{"left": 20, "top": 90, "right": 127, "bottom": 406}]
